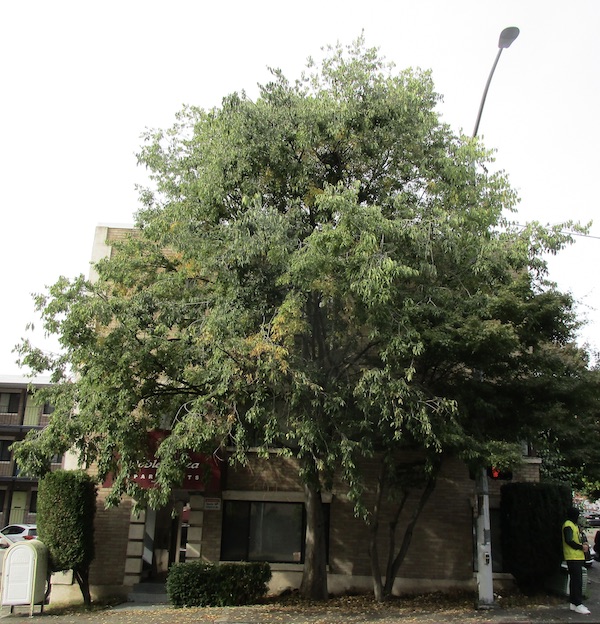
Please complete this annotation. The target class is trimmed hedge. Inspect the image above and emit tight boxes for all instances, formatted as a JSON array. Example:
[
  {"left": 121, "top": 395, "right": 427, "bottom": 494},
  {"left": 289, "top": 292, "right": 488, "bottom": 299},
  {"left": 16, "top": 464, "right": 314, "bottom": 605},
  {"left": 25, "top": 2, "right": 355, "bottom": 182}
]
[
  {"left": 500, "top": 482, "right": 571, "bottom": 593},
  {"left": 37, "top": 469, "right": 96, "bottom": 572},
  {"left": 166, "top": 561, "right": 272, "bottom": 607}
]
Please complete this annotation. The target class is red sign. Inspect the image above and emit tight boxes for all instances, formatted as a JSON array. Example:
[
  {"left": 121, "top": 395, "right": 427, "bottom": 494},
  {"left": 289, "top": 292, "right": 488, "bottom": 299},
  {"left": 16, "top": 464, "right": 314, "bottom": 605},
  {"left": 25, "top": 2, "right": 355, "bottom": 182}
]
[
  {"left": 132, "top": 453, "right": 221, "bottom": 491},
  {"left": 105, "top": 430, "right": 222, "bottom": 492}
]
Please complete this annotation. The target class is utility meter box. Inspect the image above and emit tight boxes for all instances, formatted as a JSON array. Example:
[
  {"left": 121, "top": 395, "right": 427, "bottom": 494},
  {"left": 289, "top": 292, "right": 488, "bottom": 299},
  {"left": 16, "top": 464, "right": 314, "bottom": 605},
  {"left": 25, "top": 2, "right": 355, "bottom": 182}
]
[{"left": 1, "top": 540, "right": 49, "bottom": 615}]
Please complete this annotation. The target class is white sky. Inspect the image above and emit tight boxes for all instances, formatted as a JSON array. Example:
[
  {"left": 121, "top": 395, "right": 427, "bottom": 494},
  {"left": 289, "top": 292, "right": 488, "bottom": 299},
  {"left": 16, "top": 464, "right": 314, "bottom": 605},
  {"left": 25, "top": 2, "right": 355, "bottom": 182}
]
[{"left": 1, "top": 1, "right": 599, "bottom": 374}]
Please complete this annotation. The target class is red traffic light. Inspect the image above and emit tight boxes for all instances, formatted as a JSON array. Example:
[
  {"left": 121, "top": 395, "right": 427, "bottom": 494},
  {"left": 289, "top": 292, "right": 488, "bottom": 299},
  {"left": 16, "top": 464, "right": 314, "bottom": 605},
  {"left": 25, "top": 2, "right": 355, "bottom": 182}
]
[{"left": 487, "top": 467, "right": 513, "bottom": 480}]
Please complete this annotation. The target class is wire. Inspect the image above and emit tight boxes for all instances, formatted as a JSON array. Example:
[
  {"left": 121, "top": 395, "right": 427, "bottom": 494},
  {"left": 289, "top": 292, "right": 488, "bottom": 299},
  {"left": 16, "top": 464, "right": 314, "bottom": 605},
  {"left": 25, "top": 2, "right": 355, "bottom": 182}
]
[{"left": 513, "top": 224, "right": 600, "bottom": 241}]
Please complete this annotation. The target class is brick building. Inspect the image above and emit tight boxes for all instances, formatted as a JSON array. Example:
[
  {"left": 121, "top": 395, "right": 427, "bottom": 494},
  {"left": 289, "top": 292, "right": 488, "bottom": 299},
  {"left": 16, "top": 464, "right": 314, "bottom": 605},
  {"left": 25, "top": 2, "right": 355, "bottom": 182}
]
[
  {"left": 85, "top": 447, "right": 541, "bottom": 600},
  {"left": 0, "top": 375, "right": 62, "bottom": 527}
]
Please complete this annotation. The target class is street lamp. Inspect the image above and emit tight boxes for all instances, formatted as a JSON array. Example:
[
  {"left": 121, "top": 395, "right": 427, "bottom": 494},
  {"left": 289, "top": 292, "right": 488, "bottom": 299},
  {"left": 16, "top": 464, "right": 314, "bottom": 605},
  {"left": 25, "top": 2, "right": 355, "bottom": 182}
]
[
  {"left": 472, "top": 27, "right": 520, "bottom": 137},
  {"left": 472, "top": 26, "right": 519, "bottom": 610}
]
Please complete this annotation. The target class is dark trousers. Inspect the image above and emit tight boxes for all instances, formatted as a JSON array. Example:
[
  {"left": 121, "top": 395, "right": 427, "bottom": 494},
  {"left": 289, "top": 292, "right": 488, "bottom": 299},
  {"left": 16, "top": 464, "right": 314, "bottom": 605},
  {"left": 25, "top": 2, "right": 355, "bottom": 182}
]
[{"left": 567, "top": 559, "right": 584, "bottom": 606}]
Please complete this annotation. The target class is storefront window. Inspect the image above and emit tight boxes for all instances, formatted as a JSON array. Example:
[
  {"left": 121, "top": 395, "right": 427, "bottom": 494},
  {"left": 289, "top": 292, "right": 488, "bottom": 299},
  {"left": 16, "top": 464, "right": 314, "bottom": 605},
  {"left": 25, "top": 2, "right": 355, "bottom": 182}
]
[{"left": 221, "top": 501, "right": 306, "bottom": 563}]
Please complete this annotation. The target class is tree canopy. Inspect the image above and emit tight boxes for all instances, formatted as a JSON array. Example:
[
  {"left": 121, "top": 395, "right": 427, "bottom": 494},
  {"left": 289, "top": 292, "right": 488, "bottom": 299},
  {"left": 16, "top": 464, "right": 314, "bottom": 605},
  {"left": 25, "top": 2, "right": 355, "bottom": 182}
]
[{"left": 14, "top": 37, "right": 600, "bottom": 598}]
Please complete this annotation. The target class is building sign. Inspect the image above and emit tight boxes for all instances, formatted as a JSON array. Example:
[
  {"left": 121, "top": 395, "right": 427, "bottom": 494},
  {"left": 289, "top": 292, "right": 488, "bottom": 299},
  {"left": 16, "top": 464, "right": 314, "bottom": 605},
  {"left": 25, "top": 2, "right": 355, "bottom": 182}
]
[
  {"left": 204, "top": 498, "right": 221, "bottom": 511},
  {"left": 106, "top": 429, "right": 222, "bottom": 492},
  {"left": 131, "top": 455, "right": 221, "bottom": 491}
]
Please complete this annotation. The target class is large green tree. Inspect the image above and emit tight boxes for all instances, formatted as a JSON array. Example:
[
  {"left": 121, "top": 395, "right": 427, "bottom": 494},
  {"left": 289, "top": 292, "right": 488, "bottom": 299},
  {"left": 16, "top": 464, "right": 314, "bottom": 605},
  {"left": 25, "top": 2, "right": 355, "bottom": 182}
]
[{"left": 14, "top": 38, "right": 599, "bottom": 599}]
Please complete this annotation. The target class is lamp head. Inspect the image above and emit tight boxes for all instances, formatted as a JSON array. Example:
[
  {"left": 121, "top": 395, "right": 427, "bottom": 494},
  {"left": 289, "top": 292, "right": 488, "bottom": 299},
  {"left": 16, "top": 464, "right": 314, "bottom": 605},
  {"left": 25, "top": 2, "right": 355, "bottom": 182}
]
[{"left": 499, "top": 27, "right": 520, "bottom": 49}]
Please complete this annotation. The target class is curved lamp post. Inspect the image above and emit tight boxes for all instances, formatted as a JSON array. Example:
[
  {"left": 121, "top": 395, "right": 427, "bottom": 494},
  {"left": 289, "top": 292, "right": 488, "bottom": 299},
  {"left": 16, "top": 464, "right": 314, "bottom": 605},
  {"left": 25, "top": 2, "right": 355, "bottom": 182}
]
[
  {"left": 472, "top": 26, "right": 519, "bottom": 610},
  {"left": 472, "top": 27, "right": 520, "bottom": 137}
]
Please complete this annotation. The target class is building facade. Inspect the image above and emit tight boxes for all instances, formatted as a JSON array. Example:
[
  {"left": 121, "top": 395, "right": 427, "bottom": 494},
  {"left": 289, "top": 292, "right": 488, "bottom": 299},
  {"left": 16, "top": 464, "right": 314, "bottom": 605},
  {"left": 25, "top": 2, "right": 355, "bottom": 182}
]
[
  {"left": 0, "top": 375, "right": 62, "bottom": 528},
  {"left": 84, "top": 448, "right": 541, "bottom": 600}
]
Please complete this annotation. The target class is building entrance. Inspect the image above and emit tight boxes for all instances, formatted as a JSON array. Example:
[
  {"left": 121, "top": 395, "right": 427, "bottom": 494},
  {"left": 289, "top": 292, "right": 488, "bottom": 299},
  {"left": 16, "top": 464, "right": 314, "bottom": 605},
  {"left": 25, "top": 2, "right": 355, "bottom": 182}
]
[{"left": 141, "top": 493, "right": 189, "bottom": 581}]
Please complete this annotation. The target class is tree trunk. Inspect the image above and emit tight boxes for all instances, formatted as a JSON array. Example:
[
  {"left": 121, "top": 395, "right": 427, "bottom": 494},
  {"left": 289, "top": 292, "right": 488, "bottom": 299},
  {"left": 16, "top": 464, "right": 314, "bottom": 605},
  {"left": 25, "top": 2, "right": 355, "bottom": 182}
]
[
  {"left": 382, "top": 490, "right": 409, "bottom": 596},
  {"left": 300, "top": 466, "right": 329, "bottom": 600},
  {"left": 368, "top": 460, "right": 387, "bottom": 602},
  {"left": 382, "top": 462, "right": 440, "bottom": 596},
  {"left": 73, "top": 567, "right": 92, "bottom": 607}
]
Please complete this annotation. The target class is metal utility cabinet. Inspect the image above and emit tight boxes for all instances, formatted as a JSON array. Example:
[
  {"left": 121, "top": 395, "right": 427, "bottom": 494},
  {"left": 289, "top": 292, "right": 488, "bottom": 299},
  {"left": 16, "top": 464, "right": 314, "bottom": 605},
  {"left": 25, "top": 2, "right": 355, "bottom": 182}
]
[{"left": 1, "top": 540, "right": 49, "bottom": 616}]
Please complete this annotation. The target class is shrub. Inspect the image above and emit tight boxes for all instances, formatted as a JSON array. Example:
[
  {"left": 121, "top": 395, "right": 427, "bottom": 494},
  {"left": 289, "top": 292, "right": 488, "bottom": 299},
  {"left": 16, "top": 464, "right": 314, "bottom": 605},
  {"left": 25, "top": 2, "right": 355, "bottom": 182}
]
[
  {"left": 500, "top": 482, "right": 571, "bottom": 593},
  {"left": 166, "top": 561, "right": 272, "bottom": 607},
  {"left": 37, "top": 469, "right": 97, "bottom": 606}
]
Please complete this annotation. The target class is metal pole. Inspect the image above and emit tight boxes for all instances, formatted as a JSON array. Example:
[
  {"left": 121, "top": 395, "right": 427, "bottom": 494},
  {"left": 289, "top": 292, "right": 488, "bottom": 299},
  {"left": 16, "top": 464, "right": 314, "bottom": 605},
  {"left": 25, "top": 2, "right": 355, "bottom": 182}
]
[
  {"left": 472, "top": 48, "right": 503, "bottom": 138},
  {"left": 471, "top": 26, "right": 519, "bottom": 609},
  {"left": 476, "top": 468, "right": 494, "bottom": 608}
]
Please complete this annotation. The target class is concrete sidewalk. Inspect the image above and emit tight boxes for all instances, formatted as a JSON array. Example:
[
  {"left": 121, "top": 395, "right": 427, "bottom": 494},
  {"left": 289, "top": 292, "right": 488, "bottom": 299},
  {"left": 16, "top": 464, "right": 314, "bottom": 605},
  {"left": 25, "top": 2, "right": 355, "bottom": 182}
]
[{"left": 2, "top": 565, "right": 600, "bottom": 623}]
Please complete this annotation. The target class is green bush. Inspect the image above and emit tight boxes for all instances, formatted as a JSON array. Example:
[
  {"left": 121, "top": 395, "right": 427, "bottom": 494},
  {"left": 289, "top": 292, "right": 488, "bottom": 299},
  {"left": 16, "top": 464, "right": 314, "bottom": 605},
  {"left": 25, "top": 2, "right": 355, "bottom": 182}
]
[
  {"left": 37, "top": 469, "right": 97, "bottom": 605},
  {"left": 166, "top": 561, "right": 272, "bottom": 607},
  {"left": 500, "top": 482, "right": 571, "bottom": 593}
]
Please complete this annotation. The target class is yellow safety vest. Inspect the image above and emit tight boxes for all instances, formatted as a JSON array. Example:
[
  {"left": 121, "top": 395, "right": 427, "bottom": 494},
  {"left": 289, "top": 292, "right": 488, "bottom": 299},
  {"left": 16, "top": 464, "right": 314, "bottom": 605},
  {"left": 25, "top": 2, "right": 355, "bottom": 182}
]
[{"left": 562, "top": 519, "right": 585, "bottom": 561}]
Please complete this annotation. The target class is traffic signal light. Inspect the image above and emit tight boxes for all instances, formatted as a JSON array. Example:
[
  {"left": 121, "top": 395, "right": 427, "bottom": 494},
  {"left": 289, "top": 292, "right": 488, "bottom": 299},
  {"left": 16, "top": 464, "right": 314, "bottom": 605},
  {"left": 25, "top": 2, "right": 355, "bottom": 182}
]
[{"left": 487, "top": 466, "right": 513, "bottom": 480}]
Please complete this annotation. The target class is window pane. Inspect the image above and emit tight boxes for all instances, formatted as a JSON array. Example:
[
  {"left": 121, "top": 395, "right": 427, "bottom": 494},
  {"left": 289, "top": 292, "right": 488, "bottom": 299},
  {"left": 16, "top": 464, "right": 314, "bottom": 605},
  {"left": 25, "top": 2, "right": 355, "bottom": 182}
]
[
  {"left": 0, "top": 394, "right": 19, "bottom": 414},
  {"left": 221, "top": 501, "right": 250, "bottom": 561},
  {"left": 0, "top": 441, "right": 11, "bottom": 462},
  {"left": 8, "top": 394, "right": 19, "bottom": 413},
  {"left": 30, "top": 491, "right": 37, "bottom": 514},
  {"left": 249, "top": 502, "right": 303, "bottom": 563},
  {"left": 221, "top": 500, "right": 330, "bottom": 564}
]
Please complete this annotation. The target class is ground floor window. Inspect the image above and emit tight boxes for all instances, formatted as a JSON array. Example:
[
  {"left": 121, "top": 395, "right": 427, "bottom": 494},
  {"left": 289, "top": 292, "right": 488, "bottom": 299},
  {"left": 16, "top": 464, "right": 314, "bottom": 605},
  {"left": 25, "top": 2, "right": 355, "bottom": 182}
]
[
  {"left": 222, "top": 501, "right": 304, "bottom": 563},
  {"left": 221, "top": 500, "right": 330, "bottom": 564}
]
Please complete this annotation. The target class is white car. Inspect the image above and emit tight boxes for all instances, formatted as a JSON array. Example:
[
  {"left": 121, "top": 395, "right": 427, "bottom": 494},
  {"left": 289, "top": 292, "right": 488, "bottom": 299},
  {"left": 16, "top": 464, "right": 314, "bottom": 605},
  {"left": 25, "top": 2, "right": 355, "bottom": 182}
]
[{"left": 0, "top": 524, "right": 37, "bottom": 545}]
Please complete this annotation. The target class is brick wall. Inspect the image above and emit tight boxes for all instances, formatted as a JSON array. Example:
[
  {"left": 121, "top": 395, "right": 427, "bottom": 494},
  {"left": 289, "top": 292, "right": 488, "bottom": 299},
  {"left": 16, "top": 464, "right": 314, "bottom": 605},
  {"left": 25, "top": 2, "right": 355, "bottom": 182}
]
[
  {"left": 224, "top": 454, "right": 306, "bottom": 492},
  {"left": 200, "top": 497, "right": 222, "bottom": 562},
  {"left": 89, "top": 489, "right": 133, "bottom": 586},
  {"left": 85, "top": 451, "right": 540, "bottom": 594},
  {"left": 199, "top": 452, "right": 478, "bottom": 584},
  {"left": 326, "top": 454, "right": 474, "bottom": 581}
]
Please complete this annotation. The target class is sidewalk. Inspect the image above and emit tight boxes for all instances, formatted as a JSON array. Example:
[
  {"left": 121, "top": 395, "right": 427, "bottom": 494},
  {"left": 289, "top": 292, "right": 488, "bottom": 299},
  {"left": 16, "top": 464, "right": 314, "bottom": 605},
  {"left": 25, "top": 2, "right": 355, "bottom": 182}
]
[{"left": 2, "top": 565, "right": 600, "bottom": 623}]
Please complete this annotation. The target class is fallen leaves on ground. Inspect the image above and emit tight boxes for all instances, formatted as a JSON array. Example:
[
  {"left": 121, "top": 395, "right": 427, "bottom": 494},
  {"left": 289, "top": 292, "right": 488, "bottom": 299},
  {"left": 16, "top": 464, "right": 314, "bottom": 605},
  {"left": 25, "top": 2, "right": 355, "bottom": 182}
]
[{"left": 22, "top": 589, "right": 566, "bottom": 624}]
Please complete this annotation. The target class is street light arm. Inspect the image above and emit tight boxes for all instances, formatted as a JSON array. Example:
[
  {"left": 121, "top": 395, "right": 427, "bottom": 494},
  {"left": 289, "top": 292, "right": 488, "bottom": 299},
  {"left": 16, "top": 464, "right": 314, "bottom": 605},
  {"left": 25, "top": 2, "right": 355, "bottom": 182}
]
[
  {"left": 472, "top": 48, "right": 503, "bottom": 138},
  {"left": 472, "top": 27, "right": 519, "bottom": 138}
]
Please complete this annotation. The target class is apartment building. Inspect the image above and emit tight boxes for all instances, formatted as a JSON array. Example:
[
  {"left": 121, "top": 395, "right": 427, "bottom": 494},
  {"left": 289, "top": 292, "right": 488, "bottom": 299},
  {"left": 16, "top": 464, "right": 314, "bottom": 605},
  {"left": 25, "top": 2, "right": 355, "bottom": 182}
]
[{"left": 0, "top": 375, "right": 62, "bottom": 527}]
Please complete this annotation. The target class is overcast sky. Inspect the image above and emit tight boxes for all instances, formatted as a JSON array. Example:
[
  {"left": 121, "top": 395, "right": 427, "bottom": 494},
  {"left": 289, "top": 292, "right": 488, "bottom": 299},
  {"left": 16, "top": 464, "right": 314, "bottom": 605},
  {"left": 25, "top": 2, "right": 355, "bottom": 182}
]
[{"left": 1, "top": 1, "right": 599, "bottom": 375}]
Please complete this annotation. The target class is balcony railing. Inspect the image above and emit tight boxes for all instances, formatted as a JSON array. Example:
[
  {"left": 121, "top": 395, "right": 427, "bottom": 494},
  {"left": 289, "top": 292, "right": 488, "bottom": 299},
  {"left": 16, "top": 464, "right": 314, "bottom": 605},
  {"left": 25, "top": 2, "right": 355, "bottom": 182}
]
[
  {"left": 0, "top": 458, "right": 63, "bottom": 480},
  {"left": 0, "top": 404, "right": 49, "bottom": 428},
  {"left": 0, "top": 413, "right": 21, "bottom": 426}
]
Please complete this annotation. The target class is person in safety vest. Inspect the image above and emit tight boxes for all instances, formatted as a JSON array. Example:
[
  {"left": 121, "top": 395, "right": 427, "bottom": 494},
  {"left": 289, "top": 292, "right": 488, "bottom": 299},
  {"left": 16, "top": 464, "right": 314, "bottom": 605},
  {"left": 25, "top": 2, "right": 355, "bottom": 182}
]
[{"left": 562, "top": 506, "right": 591, "bottom": 615}]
